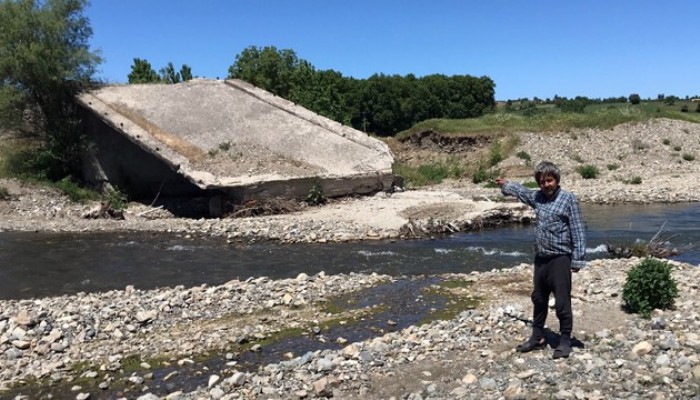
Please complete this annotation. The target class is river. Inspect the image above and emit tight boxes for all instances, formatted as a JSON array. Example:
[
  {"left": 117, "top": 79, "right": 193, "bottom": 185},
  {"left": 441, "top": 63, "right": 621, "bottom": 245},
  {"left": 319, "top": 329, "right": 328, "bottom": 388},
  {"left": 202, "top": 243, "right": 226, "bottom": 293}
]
[{"left": 1, "top": 203, "right": 698, "bottom": 301}]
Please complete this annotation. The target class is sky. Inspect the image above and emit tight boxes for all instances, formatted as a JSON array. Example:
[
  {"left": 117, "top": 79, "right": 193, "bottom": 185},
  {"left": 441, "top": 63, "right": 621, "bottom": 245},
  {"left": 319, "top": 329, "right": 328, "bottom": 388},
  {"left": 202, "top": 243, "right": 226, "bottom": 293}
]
[{"left": 85, "top": 0, "right": 700, "bottom": 101}]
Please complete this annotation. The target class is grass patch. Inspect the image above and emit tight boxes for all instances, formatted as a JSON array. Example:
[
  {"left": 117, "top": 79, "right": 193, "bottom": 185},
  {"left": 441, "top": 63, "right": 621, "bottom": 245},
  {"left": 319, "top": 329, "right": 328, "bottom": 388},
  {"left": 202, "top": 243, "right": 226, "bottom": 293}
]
[
  {"left": 523, "top": 180, "right": 539, "bottom": 188},
  {"left": 398, "top": 101, "right": 700, "bottom": 139},
  {"left": 393, "top": 158, "right": 466, "bottom": 187}
]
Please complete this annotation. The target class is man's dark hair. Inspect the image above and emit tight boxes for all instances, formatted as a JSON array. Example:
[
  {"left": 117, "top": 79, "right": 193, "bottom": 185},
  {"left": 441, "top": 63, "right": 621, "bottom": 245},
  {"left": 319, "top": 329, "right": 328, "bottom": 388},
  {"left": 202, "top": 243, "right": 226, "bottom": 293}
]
[{"left": 534, "top": 161, "right": 561, "bottom": 183}]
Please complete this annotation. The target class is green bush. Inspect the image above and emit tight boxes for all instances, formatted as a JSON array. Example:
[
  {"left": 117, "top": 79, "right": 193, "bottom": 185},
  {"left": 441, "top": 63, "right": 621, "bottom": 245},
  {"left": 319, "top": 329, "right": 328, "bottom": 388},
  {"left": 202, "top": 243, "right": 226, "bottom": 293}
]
[
  {"left": 622, "top": 258, "right": 679, "bottom": 318},
  {"left": 0, "top": 184, "right": 9, "bottom": 200},
  {"left": 629, "top": 176, "right": 642, "bottom": 185},
  {"left": 682, "top": 153, "right": 695, "bottom": 162},
  {"left": 487, "top": 141, "right": 503, "bottom": 167},
  {"left": 305, "top": 183, "right": 326, "bottom": 206},
  {"left": 523, "top": 180, "right": 539, "bottom": 188},
  {"left": 606, "top": 163, "right": 620, "bottom": 171},
  {"left": 515, "top": 150, "right": 531, "bottom": 163},
  {"left": 662, "top": 138, "right": 671, "bottom": 145},
  {"left": 104, "top": 187, "right": 128, "bottom": 210},
  {"left": 576, "top": 164, "right": 600, "bottom": 179},
  {"left": 673, "top": 145, "right": 682, "bottom": 151},
  {"left": 471, "top": 163, "right": 498, "bottom": 184}
]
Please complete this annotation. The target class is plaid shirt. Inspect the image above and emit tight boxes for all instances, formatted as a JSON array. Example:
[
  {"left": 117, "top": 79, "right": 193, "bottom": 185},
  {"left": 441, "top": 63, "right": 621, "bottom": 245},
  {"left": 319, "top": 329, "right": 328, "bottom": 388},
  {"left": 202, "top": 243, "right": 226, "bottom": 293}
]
[{"left": 501, "top": 181, "right": 587, "bottom": 270}]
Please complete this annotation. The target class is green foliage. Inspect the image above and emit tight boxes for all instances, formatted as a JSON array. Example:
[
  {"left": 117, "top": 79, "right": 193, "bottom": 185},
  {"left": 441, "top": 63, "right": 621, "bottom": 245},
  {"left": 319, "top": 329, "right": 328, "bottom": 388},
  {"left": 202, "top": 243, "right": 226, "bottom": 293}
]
[
  {"left": 103, "top": 187, "right": 127, "bottom": 210},
  {"left": 606, "top": 163, "right": 620, "bottom": 171},
  {"left": 393, "top": 159, "right": 465, "bottom": 187},
  {"left": 487, "top": 141, "right": 503, "bottom": 166},
  {"left": 622, "top": 258, "right": 679, "bottom": 318},
  {"left": 305, "top": 183, "right": 326, "bottom": 206},
  {"left": 576, "top": 164, "right": 600, "bottom": 179},
  {"left": 629, "top": 176, "right": 642, "bottom": 185},
  {"left": 227, "top": 46, "right": 496, "bottom": 136},
  {"left": 128, "top": 58, "right": 161, "bottom": 83},
  {"left": 159, "top": 62, "right": 181, "bottom": 84},
  {"left": 628, "top": 93, "right": 641, "bottom": 105},
  {"left": 53, "top": 177, "right": 99, "bottom": 203},
  {"left": 471, "top": 163, "right": 498, "bottom": 184},
  {"left": 523, "top": 180, "right": 539, "bottom": 188},
  {"left": 0, "top": 0, "right": 102, "bottom": 180},
  {"left": 673, "top": 145, "right": 682, "bottom": 151},
  {"left": 662, "top": 138, "right": 671, "bottom": 145},
  {"left": 180, "top": 64, "right": 193, "bottom": 81},
  {"left": 682, "top": 153, "right": 695, "bottom": 161},
  {"left": 515, "top": 150, "right": 532, "bottom": 163}
]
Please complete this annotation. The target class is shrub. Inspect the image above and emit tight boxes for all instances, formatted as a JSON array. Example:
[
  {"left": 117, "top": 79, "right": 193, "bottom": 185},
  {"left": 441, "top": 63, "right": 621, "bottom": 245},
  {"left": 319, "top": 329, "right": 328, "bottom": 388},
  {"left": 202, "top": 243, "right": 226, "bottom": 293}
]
[
  {"left": 662, "top": 138, "right": 671, "bottom": 145},
  {"left": 628, "top": 93, "right": 641, "bottom": 105},
  {"left": 487, "top": 141, "right": 503, "bottom": 167},
  {"left": 515, "top": 150, "right": 531, "bottom": 163},
  {"left": 104, "top": 187, "right": 128, "bottom": 210},
  {"left": 606, "top": 163, "right": 620, "bottom": 171},
  {"left": 673, "top": 145, "right": 682, "bottom": 151},
  {"left": 576, "top": 165, "right": 599, "bottom": 179},
  {"left": 681, "top": 105, "right": 688, "bottom": 113},
  {"left": 629, "top": 176, "right": 642, "bottom": 185},
  {"left": 682, "top": 153, "right": 695, "bottom": 161},
  {"left": 622, "top": 258, "right": 678, "bottom": 318},
  {"left": 471, "top": 163, "right": 497, "bottom": 184},
  {"left": 0, "top": 185, "right": 9, "bottom": 200},
  {"left": 305, "top": 183, "right": 326, "bottom": 206}
]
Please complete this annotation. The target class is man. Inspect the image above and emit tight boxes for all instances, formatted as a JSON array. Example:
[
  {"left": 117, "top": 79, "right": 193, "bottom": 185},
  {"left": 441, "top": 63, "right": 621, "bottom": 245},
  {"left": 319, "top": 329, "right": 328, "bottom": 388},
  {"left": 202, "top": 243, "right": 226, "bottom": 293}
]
[{"left": 495, "top": 161, "right": 586, "bottom": 359}]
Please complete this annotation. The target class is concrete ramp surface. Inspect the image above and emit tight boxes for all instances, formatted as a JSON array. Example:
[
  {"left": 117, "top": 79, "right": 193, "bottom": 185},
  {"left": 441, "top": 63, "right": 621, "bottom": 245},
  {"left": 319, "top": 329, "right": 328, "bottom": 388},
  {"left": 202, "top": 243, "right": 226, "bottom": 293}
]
[{"left": 78, "top": 79, "right": 394, "bottom": 207}]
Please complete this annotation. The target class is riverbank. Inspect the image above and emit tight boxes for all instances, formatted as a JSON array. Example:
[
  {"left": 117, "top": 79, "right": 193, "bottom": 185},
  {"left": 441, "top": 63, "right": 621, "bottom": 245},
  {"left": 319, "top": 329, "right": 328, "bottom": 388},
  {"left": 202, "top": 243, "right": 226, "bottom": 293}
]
[
  {"left": 1, "top": 118, "right": 700, "bottom": 398},
  {"left": 1, "top": 259, "right": 698, "bottom": 399}
]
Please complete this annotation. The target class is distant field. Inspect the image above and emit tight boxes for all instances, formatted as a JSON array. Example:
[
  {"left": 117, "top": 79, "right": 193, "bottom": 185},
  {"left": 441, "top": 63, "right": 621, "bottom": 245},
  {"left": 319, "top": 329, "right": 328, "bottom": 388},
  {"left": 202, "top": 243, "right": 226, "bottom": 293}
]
[{"left": 398, "top": 100, "right": 700, "bottom": 139}]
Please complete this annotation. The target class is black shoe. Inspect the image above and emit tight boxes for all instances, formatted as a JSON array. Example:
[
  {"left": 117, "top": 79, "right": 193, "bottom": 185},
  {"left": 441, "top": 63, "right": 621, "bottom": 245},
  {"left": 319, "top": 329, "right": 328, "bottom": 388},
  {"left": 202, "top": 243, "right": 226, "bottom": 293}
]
[
  {"left": 552, "top": 343, "right": 572, "bottom": 359},
  {"left": 516, "top": 337, "right": 545, "bottom": 353}
]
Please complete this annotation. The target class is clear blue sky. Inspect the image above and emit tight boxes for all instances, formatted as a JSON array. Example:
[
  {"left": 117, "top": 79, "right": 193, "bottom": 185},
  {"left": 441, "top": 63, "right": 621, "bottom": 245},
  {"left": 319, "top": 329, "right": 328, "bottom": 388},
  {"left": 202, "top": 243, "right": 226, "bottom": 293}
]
[{"left": 86, "top": 0, "right": 700, "bottom": 101}]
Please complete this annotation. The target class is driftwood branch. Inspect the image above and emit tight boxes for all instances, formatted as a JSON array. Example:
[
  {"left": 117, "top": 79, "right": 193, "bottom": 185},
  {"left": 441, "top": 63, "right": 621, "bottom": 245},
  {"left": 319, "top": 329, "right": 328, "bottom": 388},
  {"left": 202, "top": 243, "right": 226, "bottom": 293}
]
[{"left": 607, "top": 221, "right": 694, "bottom": 259}]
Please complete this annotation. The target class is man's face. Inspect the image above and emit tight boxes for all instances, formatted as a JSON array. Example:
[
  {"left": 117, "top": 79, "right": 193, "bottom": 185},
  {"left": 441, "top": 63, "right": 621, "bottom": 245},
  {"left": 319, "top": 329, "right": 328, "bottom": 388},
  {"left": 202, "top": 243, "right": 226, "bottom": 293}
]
[{"left": 538, "top": 174, "right": 559, "bottom": 198}]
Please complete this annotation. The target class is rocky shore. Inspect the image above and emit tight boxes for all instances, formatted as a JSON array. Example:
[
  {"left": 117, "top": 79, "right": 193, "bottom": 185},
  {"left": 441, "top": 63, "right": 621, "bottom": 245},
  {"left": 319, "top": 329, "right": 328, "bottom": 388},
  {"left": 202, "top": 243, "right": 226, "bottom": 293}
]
[{"left": 1, "top": 118, "right": 700, "bottom": 399}]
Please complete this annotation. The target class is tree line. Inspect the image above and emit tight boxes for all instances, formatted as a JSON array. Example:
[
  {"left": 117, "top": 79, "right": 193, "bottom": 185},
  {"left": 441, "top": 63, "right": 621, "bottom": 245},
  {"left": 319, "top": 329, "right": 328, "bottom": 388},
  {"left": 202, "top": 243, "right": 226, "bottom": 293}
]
[{"left": 129, "top": 46, "right": 496, "bottom": 136}]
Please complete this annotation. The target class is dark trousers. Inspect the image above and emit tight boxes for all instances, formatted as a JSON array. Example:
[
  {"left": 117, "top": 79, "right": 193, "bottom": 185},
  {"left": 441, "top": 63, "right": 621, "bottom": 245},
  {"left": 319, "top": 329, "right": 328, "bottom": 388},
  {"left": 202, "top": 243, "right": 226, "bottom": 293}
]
[{"left": 531, "top": 254, "right": 573, "bottom": 339}]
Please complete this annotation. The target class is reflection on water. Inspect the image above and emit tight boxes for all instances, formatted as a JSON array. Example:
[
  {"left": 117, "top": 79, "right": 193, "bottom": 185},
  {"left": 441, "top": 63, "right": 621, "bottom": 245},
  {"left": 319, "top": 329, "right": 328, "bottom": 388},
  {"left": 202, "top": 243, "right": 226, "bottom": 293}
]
[{"left": 0, "top": 203, "right": 698, "bottom": 300}]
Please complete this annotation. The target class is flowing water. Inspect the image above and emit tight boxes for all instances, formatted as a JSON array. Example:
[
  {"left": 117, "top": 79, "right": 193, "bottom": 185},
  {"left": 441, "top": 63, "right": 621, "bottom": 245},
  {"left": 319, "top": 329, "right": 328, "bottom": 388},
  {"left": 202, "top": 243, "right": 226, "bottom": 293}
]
[{"left": 1, "top": 203, "right": 699, "bottom": 301}]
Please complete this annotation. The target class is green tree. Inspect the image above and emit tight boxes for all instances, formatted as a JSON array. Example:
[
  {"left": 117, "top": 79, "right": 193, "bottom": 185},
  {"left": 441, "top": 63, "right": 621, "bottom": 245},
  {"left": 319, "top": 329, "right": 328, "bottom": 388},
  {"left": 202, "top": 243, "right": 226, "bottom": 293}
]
[
  {"left": 0, "top": 0, "right": 102, "bottom": 179},
  {"left": 629, "top": 93, "right": 641, "bottom": 105},
  {"left": 228, "top": 46, "right": 298, "bottom": 98},
  {"left": 159, "top": 62, "right": 180, "bottom": 84},
  {"left": 127, "top": 58, "right": 160, "bottom": 83},
  {"left": 179, "top": 64, "right": 193, "bottom": 81}
]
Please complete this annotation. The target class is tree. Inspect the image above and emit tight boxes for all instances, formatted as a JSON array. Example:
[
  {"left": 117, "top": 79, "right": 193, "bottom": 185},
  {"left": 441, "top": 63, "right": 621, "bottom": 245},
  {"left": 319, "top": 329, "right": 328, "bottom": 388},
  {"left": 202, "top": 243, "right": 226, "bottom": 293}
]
[
  {"left": 629, "top": 93, "right": 641, "bottom": 105},
  {"left": 179, "top": 64, "right": 193, "bottom": 81},
  {"left": 127, "top": 58, "right": 160, "bottom": 83},
  {"left": 0, "top": 0, "right": 102, "bottom": 179},
  {"left": 159, "top": 62, "right": 180, "bottom": 84}
]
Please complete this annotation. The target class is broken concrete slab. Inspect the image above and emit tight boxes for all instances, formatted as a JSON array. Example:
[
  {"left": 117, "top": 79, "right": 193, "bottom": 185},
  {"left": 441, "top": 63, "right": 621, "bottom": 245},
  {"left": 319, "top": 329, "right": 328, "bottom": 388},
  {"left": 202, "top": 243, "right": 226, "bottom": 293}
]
[{"left": 77, "top": 79, "right": 395, "bottom": 212}]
